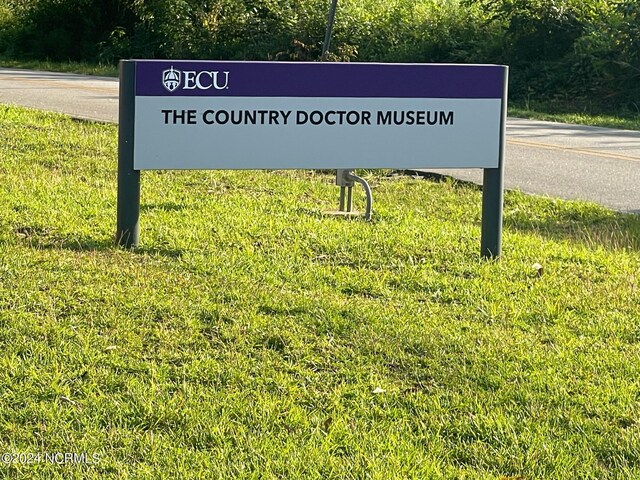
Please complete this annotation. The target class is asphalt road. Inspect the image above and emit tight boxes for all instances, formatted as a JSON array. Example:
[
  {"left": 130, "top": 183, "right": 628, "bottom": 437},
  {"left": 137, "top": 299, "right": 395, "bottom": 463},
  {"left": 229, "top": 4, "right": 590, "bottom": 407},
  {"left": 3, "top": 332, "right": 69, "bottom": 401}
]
[
  {"left": 0, "top": 68, "right": 119, "bottom": 122},
  {"left": 425, "top": 118, "right": 640, "bottom": 214},
  {"left": 1, "top": 67, "right": 639, "bottom": 213}
]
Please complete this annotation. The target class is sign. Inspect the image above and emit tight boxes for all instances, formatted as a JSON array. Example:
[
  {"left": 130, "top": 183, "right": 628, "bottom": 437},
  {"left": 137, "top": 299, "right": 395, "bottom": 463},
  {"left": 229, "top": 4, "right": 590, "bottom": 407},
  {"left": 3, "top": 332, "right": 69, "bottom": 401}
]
[
  {"left": 117, "top": 60, "right": 508, "bottom": 258},
  {"left": 132, "top": 61, "right": 507, "bottom": 170}
]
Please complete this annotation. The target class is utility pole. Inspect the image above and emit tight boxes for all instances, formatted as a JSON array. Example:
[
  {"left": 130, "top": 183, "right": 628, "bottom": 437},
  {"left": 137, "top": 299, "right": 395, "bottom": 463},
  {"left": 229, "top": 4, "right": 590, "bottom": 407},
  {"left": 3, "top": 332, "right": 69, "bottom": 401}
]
[{"left": 321, "top": 0, "right": 339, "bottom": 61}]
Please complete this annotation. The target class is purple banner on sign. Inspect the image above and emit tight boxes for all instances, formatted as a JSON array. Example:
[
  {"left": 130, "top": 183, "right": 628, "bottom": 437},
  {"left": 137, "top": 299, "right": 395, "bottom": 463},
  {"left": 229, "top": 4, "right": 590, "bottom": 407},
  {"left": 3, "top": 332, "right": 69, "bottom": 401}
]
[{"left": 135, "top": 60, "right": 506, "bottom": 99}]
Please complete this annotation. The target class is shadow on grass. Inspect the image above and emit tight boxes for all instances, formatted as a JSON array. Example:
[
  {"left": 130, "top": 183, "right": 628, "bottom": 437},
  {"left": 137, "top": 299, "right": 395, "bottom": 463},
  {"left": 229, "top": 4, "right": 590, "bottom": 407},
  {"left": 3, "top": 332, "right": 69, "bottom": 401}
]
[
  {"left": 140, "top": 202, "right": 187, "bottom": 213},
  {"left": 257, "top": 304, "right": 314, "bottom": 317},
  {"left": 131, "top": 245, "right": 184, "bottom": 258},
  {"left": 13, "top": 231, "right": 184, "bottom": 258},
  {"left": 399, "top": 170, "right": 483, "bottom": 191},
  {"left": 403, "top": 170, "right": 640, "bottom": 251},
  {"left": 503, "top": 201, "right": 640, "bottom": 251}
]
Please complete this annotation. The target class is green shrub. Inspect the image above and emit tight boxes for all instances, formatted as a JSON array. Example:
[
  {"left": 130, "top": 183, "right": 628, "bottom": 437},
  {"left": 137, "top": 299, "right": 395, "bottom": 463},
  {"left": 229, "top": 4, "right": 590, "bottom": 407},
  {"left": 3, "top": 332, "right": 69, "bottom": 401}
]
[
  {"left": 0, "top": 0, "right": 637, "bottom": 113},
  {"left": 0, "top": 0, "right": 17, "bottom": 54},
  {"left": 2, "top": 0, "right": 129, "bottom": 61}
]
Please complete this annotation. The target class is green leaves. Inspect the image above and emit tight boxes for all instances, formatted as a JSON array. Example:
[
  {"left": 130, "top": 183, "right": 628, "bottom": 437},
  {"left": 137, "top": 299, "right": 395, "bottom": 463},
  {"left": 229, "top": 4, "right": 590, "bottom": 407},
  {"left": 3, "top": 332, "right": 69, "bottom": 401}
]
[{"left": 1, "top": 0, "right": 638, "bottom": 111}]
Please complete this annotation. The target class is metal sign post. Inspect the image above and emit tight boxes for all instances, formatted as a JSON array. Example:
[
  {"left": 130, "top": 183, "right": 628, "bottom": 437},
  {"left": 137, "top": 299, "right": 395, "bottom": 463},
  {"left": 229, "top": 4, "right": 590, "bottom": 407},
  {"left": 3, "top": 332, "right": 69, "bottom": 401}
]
[
  {"left": 116, "top": 60, "right": 140, "bottom": 248},
  {"left": 480, "top": 73, "right": 508, "bottom": 259}
]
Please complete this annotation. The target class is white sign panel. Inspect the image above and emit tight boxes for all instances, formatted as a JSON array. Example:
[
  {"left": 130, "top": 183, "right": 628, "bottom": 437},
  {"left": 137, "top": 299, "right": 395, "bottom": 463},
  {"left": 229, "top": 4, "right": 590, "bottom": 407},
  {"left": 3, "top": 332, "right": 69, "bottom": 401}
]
[{"left": 133, "top": 61, "right": 508, "bottom": 170}]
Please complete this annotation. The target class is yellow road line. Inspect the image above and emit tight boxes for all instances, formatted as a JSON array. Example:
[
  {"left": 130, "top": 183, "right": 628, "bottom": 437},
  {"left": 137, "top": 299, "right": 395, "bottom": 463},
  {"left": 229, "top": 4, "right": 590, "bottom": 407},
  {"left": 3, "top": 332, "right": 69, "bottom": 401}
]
[{"left": 507, "top": 138, "right": 640, "bottom": 162}]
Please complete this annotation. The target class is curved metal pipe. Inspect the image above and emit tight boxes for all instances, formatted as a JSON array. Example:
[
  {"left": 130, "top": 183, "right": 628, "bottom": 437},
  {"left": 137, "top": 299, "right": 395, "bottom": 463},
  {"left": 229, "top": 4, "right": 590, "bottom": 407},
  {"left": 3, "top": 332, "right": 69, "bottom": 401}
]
[{"left": 345, "top": 171, "right": 373, "bottom": 221}]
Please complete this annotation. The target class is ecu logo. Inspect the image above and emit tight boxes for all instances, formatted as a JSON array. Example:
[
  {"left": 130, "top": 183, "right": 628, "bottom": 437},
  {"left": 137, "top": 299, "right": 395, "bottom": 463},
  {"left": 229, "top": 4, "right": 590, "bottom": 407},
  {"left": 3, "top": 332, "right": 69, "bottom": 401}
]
[{"left": 162, "top": 67, "right": 181, "bottom": 92}]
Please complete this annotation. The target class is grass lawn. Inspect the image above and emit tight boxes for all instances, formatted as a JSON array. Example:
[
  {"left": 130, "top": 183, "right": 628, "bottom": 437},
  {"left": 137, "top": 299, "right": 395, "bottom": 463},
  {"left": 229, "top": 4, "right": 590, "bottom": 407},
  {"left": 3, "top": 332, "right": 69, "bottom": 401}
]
[
  {"left": 508, "top": 106, "right": 640, "bottom": 132},
  {"left": 1, "top": 105, "right": 640, "bottom": 479}
]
